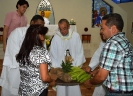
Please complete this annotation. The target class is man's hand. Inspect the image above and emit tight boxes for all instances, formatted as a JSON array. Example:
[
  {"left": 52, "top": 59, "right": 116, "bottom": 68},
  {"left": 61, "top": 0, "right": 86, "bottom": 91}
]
[
  {"left": 90, "top": 65, "right": 100, "bottom": 77},
  {"left": 82, "top": 66, "right": 91, "bottom": 73},
  {"left": 83, "top": 79, "right": 93, "bottom": 89},
  {"left": 3, "top": 44, "right": 6, "bottom": 52},
  {"left": 90, "top": 68, "right": 99, "bottom": 77}
]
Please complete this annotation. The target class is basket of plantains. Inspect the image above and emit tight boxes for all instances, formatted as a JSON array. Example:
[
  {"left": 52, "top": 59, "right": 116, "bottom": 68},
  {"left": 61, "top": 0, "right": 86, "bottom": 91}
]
[{"left": 49, "top": 61, "right": 91, "bottom": 86}]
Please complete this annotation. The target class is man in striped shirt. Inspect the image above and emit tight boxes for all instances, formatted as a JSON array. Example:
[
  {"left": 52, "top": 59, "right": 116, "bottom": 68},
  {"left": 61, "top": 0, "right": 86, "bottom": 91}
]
[{"left": 86, "top": 13, "right": 133, "bottom": 96}]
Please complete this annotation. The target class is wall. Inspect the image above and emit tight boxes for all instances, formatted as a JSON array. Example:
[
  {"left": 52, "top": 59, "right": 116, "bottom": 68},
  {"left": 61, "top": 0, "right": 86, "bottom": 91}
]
[
  {"left": 104, "top": 0, "right": 127, "bottom": 32},
  {"left": 104, "top": 0, "right": 133, "bottom": 45},
  {"left": 118, "top": 2, "right": 133, "bottom": 45},
  {"left": 0, "top": 0, "right": 130, "bottom": 57}
]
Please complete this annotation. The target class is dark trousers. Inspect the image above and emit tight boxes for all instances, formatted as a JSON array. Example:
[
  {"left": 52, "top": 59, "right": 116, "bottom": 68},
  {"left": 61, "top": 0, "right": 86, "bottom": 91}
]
[
  {"left": 105, "top": 89, "right": 133, "bottom": 96},
  {"left": 39, "top": 89, "right": 48, "bottom": 96}
]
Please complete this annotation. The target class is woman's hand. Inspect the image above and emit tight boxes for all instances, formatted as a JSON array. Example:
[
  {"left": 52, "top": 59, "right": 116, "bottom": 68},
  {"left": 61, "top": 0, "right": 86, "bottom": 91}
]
[{"left": 49, "top": 79, "right": 56, "bottom": 87}]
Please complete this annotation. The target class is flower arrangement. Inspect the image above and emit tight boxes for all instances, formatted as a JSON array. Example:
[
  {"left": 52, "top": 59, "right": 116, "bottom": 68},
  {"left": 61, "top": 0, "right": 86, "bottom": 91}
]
[
  {"left": 49, "top": 50, "right": 91, "bottom": 83},
  {"left": 45, "top": 35, "right": 51, "bottom": 49},
  {"left": 69, "top": 19, "right": 76, "bottom": 25}
]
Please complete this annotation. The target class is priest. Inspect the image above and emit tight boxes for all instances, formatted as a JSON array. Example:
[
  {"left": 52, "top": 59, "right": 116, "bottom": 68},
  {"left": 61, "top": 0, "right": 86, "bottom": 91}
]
[{"left": 50, "top": 18, "right": 86, "bottom": 96}]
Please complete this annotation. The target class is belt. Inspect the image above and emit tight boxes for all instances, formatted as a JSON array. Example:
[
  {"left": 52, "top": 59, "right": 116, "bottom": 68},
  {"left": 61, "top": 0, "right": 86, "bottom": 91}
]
[{"left": 105, "top": 86, "right": 133, "bottom": 94}]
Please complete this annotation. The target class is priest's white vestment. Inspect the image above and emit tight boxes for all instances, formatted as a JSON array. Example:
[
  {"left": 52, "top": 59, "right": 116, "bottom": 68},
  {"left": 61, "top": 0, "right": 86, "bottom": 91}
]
[
  {"left": 0, "top": 27, "right": 28, "bottom": 96},
  {"left": 89, "top": 41, "right": 106, "bottom": 96},
  {"left": 50, "top": 29, "right": 86, "bottom": 96}
]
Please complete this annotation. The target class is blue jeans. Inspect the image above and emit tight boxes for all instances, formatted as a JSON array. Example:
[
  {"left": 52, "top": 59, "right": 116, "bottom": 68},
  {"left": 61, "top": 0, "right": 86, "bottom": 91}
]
[{"left": 105, "top": 90, "right": 133, "bottom": 96}]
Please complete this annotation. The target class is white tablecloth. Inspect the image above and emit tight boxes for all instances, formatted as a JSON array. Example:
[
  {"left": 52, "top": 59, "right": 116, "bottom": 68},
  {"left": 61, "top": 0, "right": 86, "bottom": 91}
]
[{"left": 45, "top": 25, "right": 77, "bottom": 36}]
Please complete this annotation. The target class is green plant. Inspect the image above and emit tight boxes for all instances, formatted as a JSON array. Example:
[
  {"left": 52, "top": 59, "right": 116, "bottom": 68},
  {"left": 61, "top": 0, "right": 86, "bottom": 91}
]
[{"left": 61, "top": 61, "right": 73, "bottom": 73}]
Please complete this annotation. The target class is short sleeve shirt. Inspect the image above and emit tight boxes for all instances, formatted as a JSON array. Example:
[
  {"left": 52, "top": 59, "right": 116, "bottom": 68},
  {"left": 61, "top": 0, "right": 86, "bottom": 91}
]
[
  {"left": 4, "top": 11, "right": 27, "bottom": 37},
  {"left": 100, "top": 32, "right": 133, "bottom": 91},
  {"left": 18, "top": 46, "right": 52, "bottom": 96}
]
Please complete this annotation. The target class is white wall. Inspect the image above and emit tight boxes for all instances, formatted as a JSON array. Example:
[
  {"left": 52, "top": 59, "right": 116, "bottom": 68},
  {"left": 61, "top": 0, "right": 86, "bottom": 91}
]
[
  {"left": 118, "top": 2, "right": 133, "bottom": 45},
  {"left": 0, "top": 0, "right": 131, "bottom": 57},
  {"left": 104, "top": 0, "right": 127, "bottom": 33},
  {"left": 104, "top": 0, "right": 133, "bottom": 45},
  {"left": 0, "top": 0, "right": 40, "bottom": 27}
]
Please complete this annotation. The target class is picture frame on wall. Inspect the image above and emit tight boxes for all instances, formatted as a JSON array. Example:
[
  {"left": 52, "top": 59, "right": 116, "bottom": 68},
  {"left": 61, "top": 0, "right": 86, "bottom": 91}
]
[{"left": 92, "top": 0, "right": 113, "bottom": 28}]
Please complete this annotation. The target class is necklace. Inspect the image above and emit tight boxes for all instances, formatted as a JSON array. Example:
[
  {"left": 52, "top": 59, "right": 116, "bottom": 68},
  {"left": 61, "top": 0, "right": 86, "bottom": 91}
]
[{"left": 56, "top": 30, "right": 73, "bottom": 40}]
